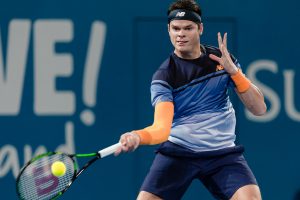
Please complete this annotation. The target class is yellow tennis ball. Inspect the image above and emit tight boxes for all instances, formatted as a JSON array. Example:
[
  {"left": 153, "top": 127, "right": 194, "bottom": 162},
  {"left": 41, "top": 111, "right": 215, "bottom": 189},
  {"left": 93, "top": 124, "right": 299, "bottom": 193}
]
[{"left": 51, "top": 161, "right": 66, "bottom": 177}]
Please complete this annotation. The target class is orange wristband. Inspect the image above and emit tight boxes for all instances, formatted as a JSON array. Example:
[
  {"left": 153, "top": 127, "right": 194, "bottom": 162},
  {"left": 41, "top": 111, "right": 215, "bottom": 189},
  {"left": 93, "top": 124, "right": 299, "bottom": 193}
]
[{"left": 231, "top": 69, "right": 251, "bottom": 93}]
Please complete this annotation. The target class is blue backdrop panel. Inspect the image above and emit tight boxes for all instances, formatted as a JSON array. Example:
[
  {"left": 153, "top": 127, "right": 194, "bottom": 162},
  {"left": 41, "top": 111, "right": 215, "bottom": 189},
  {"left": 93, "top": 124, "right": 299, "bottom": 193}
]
[{"left": 0, "top": 0, "right": 299, "bottom": 199}]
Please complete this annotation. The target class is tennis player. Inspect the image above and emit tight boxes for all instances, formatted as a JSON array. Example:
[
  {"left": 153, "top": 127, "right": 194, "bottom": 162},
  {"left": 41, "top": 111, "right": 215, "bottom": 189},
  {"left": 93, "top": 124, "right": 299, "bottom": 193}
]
[{"left": 115, "top": 0, "right": 266, "bottom": 199}]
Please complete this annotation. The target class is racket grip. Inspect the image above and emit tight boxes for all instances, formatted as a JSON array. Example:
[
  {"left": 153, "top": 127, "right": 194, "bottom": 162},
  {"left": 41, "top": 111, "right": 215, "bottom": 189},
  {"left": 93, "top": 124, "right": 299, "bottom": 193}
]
[{"left": 98, "top": 143, "right": 121, "bottom": 158}]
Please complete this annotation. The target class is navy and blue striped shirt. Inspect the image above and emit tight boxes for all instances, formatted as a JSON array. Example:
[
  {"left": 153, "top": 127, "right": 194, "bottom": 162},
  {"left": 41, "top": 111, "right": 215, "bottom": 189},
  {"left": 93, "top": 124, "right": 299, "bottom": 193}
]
[{"left": 151, "top": 44, "right": 240, "bottom": 152}]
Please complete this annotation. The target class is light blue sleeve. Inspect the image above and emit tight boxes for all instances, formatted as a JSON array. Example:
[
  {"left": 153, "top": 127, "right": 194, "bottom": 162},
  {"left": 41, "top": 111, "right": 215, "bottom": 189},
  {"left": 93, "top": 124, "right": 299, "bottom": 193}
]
[{"left": 150, "top": 80, "right": 173, "bottom": 107}]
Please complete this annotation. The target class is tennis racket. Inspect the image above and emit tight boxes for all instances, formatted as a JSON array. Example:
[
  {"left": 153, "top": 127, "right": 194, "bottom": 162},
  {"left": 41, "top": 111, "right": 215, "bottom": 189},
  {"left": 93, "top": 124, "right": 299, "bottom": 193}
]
[{"left": 16, "top": 143, "right": 121, "bottom": 200}]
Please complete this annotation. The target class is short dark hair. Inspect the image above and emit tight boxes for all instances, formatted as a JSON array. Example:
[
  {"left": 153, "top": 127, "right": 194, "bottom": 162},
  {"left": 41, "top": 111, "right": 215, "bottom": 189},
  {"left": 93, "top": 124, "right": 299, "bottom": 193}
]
[{"left": 167, "top": 0, "right": 202, "bottom": 17}]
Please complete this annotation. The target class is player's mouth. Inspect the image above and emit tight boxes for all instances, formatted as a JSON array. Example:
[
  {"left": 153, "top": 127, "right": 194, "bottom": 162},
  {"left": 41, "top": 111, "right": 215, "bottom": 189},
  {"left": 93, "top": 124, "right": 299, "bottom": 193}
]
[{"left": 177, "top": 41, "right": 188, "bottom": 46}]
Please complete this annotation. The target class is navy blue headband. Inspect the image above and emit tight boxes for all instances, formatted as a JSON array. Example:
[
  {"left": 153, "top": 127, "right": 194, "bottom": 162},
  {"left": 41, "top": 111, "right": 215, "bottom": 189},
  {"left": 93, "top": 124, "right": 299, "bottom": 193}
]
[{"left": 168, "top": 9, "right": 202, "bottom": 24}]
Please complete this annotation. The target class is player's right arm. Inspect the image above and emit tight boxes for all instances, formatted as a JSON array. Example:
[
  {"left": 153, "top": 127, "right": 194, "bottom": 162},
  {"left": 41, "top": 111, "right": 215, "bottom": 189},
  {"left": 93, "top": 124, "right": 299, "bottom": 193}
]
[{"left": 115, "top": 101, "right": 174, "bottom": 155}]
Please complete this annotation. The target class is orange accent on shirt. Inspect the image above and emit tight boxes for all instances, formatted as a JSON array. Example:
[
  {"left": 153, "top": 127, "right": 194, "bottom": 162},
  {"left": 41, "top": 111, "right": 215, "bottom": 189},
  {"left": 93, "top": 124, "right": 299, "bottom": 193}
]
[
  {"left": 134, "top": 101, "right": 174, "bottom": 145},
  {"left": 216, "top": 65, "right": 224, "bottom": 71}
]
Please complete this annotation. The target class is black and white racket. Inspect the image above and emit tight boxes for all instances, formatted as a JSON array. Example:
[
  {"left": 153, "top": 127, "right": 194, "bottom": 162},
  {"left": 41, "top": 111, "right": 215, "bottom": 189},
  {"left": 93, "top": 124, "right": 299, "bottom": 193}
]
[{"left": 16, "top": 143, "right": 121, "bottom": 200}]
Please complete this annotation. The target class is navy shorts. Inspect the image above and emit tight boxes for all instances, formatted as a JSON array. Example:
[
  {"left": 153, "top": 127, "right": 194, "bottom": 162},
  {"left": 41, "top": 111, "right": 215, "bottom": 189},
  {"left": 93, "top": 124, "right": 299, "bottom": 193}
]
[{"left": 140, "top": 141, "right": 258, "bottom": 200}]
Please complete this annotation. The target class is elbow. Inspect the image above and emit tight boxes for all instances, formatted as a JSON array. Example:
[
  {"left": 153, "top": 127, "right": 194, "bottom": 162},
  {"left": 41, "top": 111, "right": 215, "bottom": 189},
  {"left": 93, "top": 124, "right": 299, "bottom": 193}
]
[
  {"left": 161, "top": 129, "right": 171, "bottom": 142},
  {"left": 157, "top": 128, "right": 171, "bottom": 143},
  {"left": 250, "top": 103, "right": 267, "bottom": 116},
  {"left": 150, "top": 127, "right": 170, "bottom": 145}
]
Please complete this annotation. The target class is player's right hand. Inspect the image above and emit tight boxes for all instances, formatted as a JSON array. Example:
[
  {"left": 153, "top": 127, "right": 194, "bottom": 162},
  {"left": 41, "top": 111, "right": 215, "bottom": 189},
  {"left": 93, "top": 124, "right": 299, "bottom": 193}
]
[{"left": 114, "top": 132, "right": 141, "bottom": 156}]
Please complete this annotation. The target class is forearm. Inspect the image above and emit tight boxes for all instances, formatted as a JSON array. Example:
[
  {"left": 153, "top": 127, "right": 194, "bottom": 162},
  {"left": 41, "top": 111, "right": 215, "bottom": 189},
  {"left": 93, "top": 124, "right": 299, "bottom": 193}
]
[
  {"left": 134, "top": 125, "right": 170, "bottom": 145},
  {"left": 231, "top": 69, "right": 266, "bottom": 116},
  {"left": 236, "top": 84, "right": 266, "bottom": 116}
]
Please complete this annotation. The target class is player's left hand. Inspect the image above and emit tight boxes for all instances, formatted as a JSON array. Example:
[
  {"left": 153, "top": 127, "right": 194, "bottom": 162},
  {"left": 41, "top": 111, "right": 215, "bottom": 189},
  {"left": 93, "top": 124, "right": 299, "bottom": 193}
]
[{"left": 209, "top": 32, "right": 238, "bottom": 75}]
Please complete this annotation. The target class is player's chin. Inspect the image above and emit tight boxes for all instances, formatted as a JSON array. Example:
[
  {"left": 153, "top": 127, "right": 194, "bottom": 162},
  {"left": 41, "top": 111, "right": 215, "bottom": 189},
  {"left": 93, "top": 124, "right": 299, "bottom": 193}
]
[
  {"left": 176, "top": 44, "right": 190, "bottom": 50},
  {"left": 176, "top": 47, "right": 191, "bottom": 54}
]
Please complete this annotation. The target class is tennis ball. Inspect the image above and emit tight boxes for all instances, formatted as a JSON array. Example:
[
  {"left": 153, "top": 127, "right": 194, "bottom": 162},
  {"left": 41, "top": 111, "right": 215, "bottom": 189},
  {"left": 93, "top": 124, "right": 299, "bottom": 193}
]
[{"left": 51, "top": 161, "right": 66, "bottom": 177}]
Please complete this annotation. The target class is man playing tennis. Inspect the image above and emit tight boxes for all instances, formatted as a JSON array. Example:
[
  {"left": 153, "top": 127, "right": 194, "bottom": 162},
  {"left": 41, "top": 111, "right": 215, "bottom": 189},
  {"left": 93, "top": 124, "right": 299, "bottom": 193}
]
[{"left": 116, "top": 0, "right": 266, "bottom": 199}]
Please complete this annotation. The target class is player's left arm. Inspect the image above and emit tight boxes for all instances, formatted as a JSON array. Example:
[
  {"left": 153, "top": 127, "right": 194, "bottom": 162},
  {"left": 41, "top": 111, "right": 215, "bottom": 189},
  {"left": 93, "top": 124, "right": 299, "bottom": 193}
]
[
  {"left": 209, "top": 32, "right": 267, "bottom": 116},
  {"left": 114, "top": 101, "right": 174, "bottom": 156}
]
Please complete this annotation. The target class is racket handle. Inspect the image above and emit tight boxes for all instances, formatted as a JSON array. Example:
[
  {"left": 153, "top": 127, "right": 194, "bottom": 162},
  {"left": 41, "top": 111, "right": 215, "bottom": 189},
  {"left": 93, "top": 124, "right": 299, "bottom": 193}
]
[{"left": 98, "top": 143, "right": 121, "bottom": 158}]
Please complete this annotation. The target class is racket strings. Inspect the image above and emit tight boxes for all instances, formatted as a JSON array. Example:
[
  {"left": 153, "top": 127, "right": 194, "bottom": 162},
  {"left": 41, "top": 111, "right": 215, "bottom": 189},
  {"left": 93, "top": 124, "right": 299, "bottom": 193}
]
[{"left": 17, "top": 154, "right": 75, "bottom": 200}]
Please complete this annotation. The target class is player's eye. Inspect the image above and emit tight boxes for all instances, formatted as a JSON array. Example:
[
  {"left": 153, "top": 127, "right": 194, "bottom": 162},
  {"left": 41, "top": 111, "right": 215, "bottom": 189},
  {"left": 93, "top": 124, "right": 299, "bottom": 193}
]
[{"left": 172, "top": 27, "right": 180, "bottom": 31}]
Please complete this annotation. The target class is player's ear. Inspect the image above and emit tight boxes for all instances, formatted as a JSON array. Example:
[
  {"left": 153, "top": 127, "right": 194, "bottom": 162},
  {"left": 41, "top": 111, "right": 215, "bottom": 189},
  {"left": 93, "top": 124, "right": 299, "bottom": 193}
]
[
  {"left": 168, "top": 24, "right": 172, "bottom": 38},
  {"left": 199, "top": 23, "right": 203, "bottom": 35}
]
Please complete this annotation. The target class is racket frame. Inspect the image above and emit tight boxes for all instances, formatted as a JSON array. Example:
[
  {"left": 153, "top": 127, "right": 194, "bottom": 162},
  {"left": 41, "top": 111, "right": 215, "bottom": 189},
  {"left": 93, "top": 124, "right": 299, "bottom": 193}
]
[{"left": 16, "top": 142, "right": 121, "bottom": 200}]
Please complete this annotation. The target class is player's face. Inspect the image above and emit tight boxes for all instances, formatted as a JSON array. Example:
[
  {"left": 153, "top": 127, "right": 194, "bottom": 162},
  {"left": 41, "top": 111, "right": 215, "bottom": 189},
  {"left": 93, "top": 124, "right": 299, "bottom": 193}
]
[{"left": 168, "top": 20, "right": 203, "bottom": 58}]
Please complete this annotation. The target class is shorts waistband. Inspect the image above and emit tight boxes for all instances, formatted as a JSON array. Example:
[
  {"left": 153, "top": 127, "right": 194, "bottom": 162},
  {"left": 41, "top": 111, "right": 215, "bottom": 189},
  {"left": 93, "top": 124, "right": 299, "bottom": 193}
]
[{"left": 156, "top": 141, "right": 244, "bottom": 158}]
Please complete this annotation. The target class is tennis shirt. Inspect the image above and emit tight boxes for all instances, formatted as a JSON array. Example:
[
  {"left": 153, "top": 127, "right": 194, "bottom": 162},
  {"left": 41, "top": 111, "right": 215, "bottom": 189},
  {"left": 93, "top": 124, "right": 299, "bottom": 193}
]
[{"left": 151, "top": 44, "right": 241, "bottom": 152}]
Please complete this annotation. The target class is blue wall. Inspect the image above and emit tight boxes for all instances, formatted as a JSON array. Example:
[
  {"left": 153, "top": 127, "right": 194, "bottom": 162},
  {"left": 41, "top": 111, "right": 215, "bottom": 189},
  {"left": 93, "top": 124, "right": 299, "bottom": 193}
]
[{"left": 0, "top": 0, "right": 299, "bottom": 199}]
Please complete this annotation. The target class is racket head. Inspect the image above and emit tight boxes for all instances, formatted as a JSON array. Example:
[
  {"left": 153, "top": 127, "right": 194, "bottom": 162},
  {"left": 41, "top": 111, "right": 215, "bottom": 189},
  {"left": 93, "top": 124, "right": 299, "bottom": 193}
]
[{"left": 16, "top": 152, "right": 77, "bottom": 200}]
